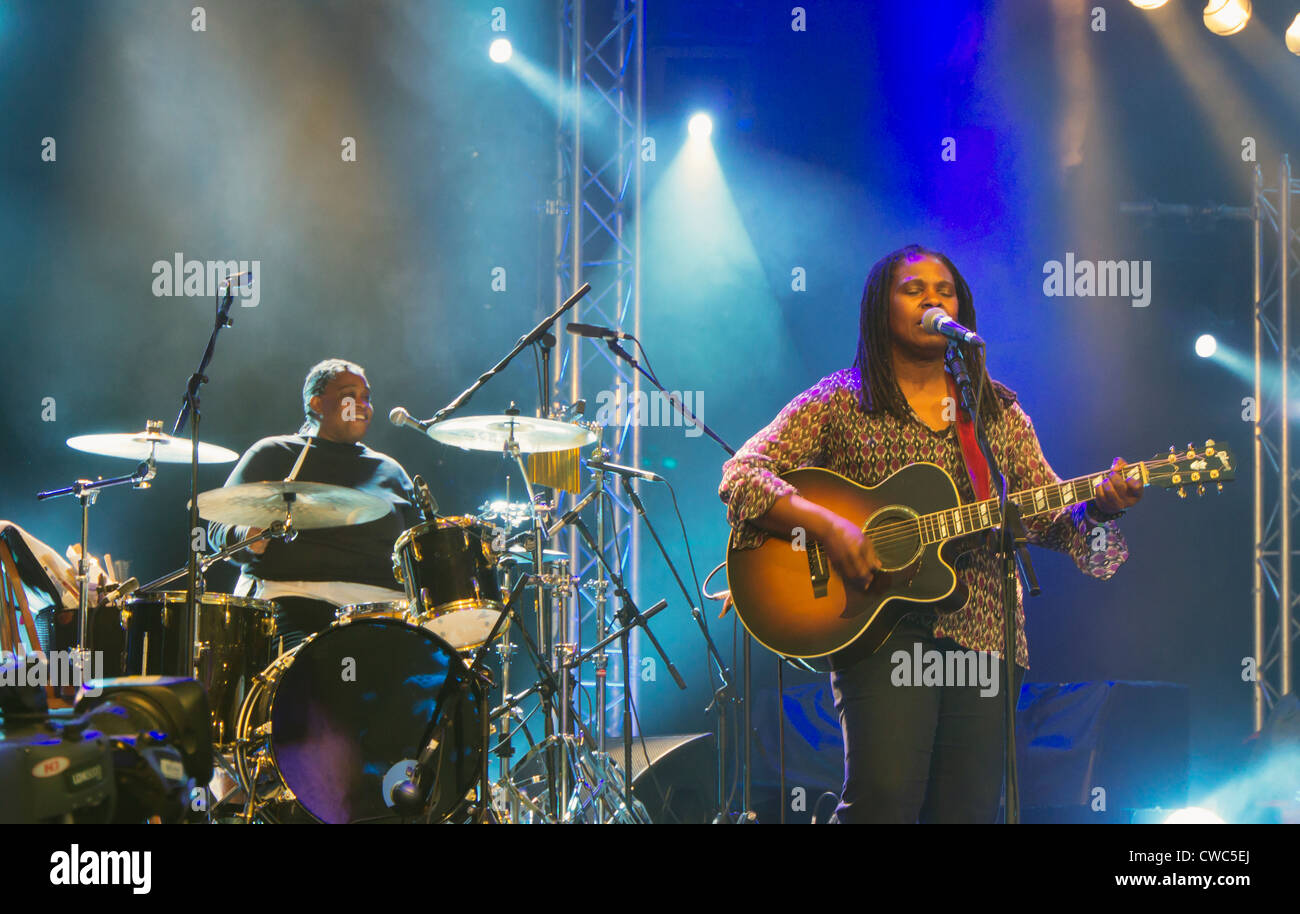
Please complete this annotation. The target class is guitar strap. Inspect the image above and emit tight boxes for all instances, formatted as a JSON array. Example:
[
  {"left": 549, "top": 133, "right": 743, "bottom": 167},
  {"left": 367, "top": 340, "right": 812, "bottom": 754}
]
[{"left": 947, "top": 373, "right": 991, "bottom": 501}]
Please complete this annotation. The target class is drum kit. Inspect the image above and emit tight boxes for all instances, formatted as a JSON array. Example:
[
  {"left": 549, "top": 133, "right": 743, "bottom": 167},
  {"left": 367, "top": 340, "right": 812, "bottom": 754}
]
[
  {"left": 39, "top": 409, "right": 660, "bottom": 824},
  {"left": 32, "top": 279, "right": 723, "bottom": 824}
]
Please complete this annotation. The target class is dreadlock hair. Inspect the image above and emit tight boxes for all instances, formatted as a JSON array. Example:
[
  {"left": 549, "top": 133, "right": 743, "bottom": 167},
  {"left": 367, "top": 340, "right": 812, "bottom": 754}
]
[
  {"left": 851, "top": 244, "right": 1004, "bottom": 424},
  {"left": 299, "top": 358, "right": 367, "bottom": 435}
]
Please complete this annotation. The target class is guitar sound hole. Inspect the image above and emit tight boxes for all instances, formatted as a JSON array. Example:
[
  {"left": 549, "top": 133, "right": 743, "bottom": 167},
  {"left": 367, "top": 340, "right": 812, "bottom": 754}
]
[{"left": 865, "top": 508, "right": 922, "bottom": 572}]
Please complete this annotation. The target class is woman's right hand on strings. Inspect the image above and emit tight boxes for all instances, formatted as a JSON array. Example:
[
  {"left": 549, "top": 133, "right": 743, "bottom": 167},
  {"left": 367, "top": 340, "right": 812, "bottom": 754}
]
[{"left": 821, "top": 514, "right": 880, "bottom": 589}]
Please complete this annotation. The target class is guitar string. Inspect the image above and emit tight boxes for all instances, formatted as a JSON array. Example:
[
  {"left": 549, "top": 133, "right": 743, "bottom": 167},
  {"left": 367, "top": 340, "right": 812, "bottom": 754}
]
[{"left": 840, "top": 462, "right": 1157, "bottom": 552}]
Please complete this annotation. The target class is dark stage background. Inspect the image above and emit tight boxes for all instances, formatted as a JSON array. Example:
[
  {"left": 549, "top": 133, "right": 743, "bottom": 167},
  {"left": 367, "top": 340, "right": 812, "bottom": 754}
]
[{"left": 3, "top": 0, "right": 1292, "bottom": 805}]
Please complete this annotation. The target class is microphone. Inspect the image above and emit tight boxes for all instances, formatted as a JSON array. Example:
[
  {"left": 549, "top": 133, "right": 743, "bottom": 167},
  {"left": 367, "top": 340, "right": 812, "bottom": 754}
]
[
  {"left": 390, "top": 406, "right": 431, "bottom": 433},
  {"left": 588, "top": 452, "right": 664, "bottom": 483},
  {"left": 566, "top": 322, "right": 633, "bottom": 341},
  {"left": 922, "top": 308, "right": 984, "bottom": 347},
  {"left": 412, "top": 475, "right": 439, "bottom": 521},
  {"left": 218, "top": 271, "right": 254, "bottom": 290},
  {"left": 545, "top": 488, "right": 599, "bottom": 538}
]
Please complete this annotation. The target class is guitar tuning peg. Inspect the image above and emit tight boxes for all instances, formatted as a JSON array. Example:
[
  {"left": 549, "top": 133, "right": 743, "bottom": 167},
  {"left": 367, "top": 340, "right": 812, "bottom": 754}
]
[
  {"left": 1197, "top": 484, "right": 1206, "bottom": 497},
  {"left": 1177, "top": 487, "right": 1187, "bottom": 499}
]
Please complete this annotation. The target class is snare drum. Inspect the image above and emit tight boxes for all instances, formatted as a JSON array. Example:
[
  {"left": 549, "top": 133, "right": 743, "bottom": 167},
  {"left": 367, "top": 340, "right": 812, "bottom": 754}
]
[
  {"left": 109, "top": 591, "right": 276, "bottom": 745},
  {"left": 334, "top": 600, "right": 409, "bottom": 626},
  {"left": 235, "top": 617, "right": 483, "bottom": 824},
  {"left": 393, "top": 517, "right": 505, "bottom": 651}
]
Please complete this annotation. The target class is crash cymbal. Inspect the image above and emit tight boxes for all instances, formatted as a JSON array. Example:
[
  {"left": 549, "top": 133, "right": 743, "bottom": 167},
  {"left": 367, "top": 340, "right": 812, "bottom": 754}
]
[
  {"left": 67, "top": 427, "right": 239, "bottom": 464},
  {"left": 426, "top": 415, "right": 596, "bottom": 454},
  {"left": 196, "top": 481, "right": 391, "bottom": 529}
]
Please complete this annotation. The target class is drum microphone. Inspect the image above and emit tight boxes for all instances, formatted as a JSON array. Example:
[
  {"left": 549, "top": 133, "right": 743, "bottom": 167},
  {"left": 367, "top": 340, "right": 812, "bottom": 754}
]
[
  {"left": 218, "top": 271, "right": 254, "bottom": 290},
  {"left": 545, "top": 488, "right": 599, "bottom": 538},
  {"left": 389, "top": 406, "right": 431, "bottom": 433},
  {"left": 565, "top": 322, "right": 633, "bottom": 341},
  {"left": 921, "top": 307, "right": 984, "bottom": 347},
  {"left": 587, "top": 452, "right": 664, "bottom": 483},
  {"left": 412, "top": 475, "right": 439, "bottom": 521}
]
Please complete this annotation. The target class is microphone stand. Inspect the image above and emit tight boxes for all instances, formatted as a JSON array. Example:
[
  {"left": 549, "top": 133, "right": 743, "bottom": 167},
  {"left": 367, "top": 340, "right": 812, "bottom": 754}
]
[
  {"left": 170, "top": 281, "right": 240, "bottom": 681},
  {"left": 595, "top": 335, "right": 734, "bottom": 457},
  {"left": 945, "top": 343, "right": 1040, "bottom": 825},
  {"left": 594, "top": 333, "right": 758, "bottom": 822},
  {"left": 565, "top": 510, "right": 685, "bottom": 797},
  {"left": 615, "top": 472, "right": 738, "bottom": 821},
  {"left": 426, "top": 283, "right": 590, "bottom": 426}
]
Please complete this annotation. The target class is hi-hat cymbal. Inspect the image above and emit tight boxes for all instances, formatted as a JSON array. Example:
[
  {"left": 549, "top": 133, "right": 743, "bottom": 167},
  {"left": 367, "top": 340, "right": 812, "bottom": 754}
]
[
  {"left": 501, "top": 546, "right": 572, "bottom": 565},
  {"left": 196, "top": 481, "right": 391, "bottom": 529},
  {"left": 426, "top": 415, "right": 596, "bottom": 454},
  {"left": 67, "top": 429, "right": 239, "bottom": 464}
]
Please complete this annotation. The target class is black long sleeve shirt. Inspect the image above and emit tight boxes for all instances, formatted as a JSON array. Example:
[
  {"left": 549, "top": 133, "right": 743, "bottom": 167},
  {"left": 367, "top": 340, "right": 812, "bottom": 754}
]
[{"left": 207, "top": 435, "right": 422, "bottom": 590}]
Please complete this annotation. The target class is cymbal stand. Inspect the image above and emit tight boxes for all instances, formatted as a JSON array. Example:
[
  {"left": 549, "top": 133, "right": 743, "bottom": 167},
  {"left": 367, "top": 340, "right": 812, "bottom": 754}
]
[
  {"left": 36, "top": 438, "right": 158, "bottom": 673},
  {"left": 138, "top": 520, "right": 294, "bottom": 593}
]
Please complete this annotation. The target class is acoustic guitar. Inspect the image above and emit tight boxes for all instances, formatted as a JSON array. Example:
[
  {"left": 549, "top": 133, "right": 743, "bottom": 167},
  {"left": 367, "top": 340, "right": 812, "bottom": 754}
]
[{"left": 724, "top": 441, "right": 1234, "bottom": 671}]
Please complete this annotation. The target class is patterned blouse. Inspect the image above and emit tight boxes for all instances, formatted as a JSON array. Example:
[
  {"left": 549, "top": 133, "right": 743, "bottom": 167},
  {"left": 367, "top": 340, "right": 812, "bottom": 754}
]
[{"left": 718, "top": 367, "right": 1128, "bottom": 668}]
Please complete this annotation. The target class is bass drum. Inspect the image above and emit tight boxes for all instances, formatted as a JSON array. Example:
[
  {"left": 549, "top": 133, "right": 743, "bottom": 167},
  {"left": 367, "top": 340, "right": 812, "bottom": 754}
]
[{"left": 236, "top": 618, "right": 482, "bottom": 824}]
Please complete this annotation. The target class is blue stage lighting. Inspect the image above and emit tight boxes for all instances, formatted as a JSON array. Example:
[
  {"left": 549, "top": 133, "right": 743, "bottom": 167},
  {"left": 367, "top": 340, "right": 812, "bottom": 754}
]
[
  {"left": 490, "top": 38, "right": 513, "bottom": 63},
  {"left": 1195, "top": 334, "right": 1218, "bottom": 358}
]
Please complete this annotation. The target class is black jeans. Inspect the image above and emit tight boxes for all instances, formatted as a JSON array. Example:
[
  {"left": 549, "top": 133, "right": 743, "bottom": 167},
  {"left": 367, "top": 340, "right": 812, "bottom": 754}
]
[{"left": 829, "top": 617, "right": 1024, "bottom": 823}]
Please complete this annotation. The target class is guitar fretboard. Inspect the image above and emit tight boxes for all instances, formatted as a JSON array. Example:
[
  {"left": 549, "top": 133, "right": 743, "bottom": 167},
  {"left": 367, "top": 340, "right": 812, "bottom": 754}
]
[{"left": 910, "top": 464, "right": 1147, "bottom": 546}]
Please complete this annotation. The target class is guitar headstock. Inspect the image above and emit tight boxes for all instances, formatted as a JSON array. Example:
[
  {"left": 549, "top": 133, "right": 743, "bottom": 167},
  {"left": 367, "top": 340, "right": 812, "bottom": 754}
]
[{"left": 1145, "top": 439, "right": 1236, "bottom": 498}]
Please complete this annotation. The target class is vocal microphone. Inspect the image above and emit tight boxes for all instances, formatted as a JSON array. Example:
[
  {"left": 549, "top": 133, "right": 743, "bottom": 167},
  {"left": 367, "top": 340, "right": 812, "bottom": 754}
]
[
  {"left": 588, "top": 453, "right": 664, "bottom": 483},
  {"left": 390, "top": 406, "right": 431, "bottom": 433},
  {"left": 545, "top": 488, "right": 599, "bottom": 538},
  {"left": 566, "top": 322, "right": 633, "bottom": 341},
  {"left": 922, "top": 307, "right": 984, "bottom": 347},
  {"left": 219, "top": 271, "right": 255, "bottom": 290}
]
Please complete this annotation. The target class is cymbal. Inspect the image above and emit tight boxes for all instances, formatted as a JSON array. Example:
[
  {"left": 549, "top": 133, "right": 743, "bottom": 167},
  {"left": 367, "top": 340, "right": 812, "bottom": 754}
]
[
  {"left": 426, "top": 415, "right": 596, "bottom": 454},
  {"left": 196, "top": 481, "right": 391, "bottom": 529},
  {"left": 67, "top": 429, "right": 239, "bottom": 464}
]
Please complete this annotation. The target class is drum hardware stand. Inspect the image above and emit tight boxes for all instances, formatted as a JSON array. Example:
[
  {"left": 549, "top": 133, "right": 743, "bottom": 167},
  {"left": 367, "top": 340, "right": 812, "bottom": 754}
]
[
  {"left": 137, "top": 520, "right": 293, "bottom": 593},
  {"left": 521, "top": 599, "right": 669, "bottom": 823},
  {"left": 565, "top": 498, "right": 686, "bottom": 798},
  {"left": 616, "top": 473, "right": 739, "bottom": 823},
  {"left": 36, "top": 443, "right": 158, "bottom": 676},
  {"left": 487, "top": 576, "right": 595, "bottom": 821}
]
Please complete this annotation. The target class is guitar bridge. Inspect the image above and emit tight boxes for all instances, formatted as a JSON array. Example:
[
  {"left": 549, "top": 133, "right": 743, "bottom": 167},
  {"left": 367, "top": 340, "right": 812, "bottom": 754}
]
[{"left": 807, "top": 540, "right": 829, "bottom": 599}]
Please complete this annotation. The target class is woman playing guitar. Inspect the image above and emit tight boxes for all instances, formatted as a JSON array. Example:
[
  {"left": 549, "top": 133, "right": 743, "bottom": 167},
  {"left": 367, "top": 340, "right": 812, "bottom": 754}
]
[{"left": 718, "top": 244, "right": 1143, "bottom": 823}]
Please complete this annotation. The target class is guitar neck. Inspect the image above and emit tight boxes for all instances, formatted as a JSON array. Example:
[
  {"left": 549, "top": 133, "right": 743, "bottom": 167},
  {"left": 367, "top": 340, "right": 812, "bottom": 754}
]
[{"left": 905, "top": 463, "right": 1149, "bottom": 546}]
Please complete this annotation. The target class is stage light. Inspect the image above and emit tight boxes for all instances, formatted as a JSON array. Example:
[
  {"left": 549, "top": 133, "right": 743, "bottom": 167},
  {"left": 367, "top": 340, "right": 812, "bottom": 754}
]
[
  {"left": 688, "top": 113, "right": 713, "bottom": 141},
  {"left": 1163, "top": 806, "right": 1224, "bottom": 824},
  {"left": 489, "top": 38, "right": 513, "bottom": 63},
  {"left": 1195, "top": 334, "right": 1218, "bottom": 358},
  {"left": 1203, "top": 0, "right": 1251, "bottom": 37},
  {"left": 1129, "top": 0, "right": 1168, "bottom": 9},
  {"left": 1287, "top": 14, "right": 1300, "bottom": 55}
]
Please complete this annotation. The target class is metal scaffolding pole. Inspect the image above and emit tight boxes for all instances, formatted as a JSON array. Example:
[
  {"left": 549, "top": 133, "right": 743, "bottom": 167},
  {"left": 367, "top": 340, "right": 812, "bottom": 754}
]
[
  {"left": 1123, "top": 158, "right": 1300, "bottom": 730},
  {"left": 553, "top": 0, "right": 644, "bottom": 742},
  {"left": 1251, "top": 156, "right": 1299, "bottom": 730}
]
